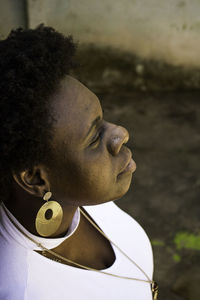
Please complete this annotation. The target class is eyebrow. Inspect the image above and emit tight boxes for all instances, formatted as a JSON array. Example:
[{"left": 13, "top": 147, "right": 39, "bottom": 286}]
[{"left": 85, "top": 116, "right": 101, "bottom": 138}]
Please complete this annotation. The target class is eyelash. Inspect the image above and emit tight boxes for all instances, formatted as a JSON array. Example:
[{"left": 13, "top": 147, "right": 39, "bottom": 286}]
[{"left": 90, "top": 129, "right": 103, "bottom": 146}]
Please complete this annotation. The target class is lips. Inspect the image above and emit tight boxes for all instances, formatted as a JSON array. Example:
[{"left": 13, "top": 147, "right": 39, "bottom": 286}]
[
  {"left": 121, "top": 158, "right": 136, "bottom": 174},
  {"left": 118, "top": 150, "right": 136, "bottom": 176}
]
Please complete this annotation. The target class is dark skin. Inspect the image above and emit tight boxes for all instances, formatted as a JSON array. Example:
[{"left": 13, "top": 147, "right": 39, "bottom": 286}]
[{"left": 7, "top": 76, "right": 136, "bottom": 269}]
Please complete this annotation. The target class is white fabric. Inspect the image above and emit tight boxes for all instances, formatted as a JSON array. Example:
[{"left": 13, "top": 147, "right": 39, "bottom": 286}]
[
  {"left": 1, "top": 203, "right": 80, "bottom": 250},
  {"left": 0, "top": 201, "right": 154, "bottom": 300}
]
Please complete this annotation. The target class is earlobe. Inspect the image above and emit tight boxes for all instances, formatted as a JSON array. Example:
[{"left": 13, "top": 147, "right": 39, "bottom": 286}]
[{"left": 12, "top": 167, "right": 50, "bottom": 197}]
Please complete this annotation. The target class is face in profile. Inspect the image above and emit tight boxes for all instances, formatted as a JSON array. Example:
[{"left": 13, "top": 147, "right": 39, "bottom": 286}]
[{"left": 46, "top": 76, "right": 136, "bottom": 207}]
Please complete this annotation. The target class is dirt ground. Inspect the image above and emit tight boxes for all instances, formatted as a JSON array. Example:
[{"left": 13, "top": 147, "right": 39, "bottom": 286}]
[{"left": 99, "top": 90, "right": 200, "bottom": 300}]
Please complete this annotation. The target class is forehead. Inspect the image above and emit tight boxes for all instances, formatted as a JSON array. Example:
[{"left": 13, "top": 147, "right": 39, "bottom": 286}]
[{"left": 51, "top": 76, "right": 101, "bottom": 143}]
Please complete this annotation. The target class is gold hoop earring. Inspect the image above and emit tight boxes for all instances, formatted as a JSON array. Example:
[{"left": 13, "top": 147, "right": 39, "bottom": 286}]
[{"left": 35, "top": 192, "right": 63, "bottom": 237}]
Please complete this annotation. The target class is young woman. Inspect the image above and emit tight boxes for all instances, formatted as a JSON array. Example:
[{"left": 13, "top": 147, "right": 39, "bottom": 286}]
[{"left": 0, "top": 25, "right": 156, "bottom": 300}]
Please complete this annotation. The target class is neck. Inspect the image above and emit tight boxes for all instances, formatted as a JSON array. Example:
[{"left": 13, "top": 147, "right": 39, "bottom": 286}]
[{"left": 5, "top": 181, "right": 78, "bottom": 238}]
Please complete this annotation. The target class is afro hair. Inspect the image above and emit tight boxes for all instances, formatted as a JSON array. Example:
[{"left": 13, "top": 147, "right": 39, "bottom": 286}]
[{"left": 0, "top": 24, "right": 77, "bottom": 202}]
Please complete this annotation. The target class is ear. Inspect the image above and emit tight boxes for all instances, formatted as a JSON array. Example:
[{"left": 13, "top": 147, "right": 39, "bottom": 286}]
[{"left": 12, "top": 166, "right": 50, "bottom": 198}]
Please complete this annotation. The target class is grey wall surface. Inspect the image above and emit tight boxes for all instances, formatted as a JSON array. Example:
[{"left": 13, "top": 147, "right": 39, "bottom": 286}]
[
  {"left": 0, "top": 0, "right": 27, "bottom": 37},
  {"left": 0, "top": 0, "right": 199, "bottom": 67},
  {"left": 27, "top": 0, "right": 200, "bottom": 67}
]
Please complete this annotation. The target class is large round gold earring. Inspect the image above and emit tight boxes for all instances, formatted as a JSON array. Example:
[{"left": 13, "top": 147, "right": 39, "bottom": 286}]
[{"left": 35, "top": 192, "right": 63, "bottom": 237}]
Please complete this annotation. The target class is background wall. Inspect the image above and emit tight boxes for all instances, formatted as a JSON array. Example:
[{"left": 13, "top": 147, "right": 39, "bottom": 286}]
[
  {"left": 0, "top": 0, "right": 27, "bottom": 37},
  {"left": 27, "top": 0, "right": 200, "bottom": 67},
  {"left": 1, "top": 0, "right": 200, "bottom": 67}
]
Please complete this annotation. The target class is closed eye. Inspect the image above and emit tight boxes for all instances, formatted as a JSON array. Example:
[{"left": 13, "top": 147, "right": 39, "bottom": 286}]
[
  {"left": 90, "top": 132, "right": 101, "bottom": 146},
  {"left": 90, "top": 128, "right": 103, "bottom": 147}
]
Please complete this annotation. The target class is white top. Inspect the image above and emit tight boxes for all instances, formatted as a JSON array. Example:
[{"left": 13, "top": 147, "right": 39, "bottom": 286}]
[{"left": 0, "top": 201, "right": 154, "bottom": 300}]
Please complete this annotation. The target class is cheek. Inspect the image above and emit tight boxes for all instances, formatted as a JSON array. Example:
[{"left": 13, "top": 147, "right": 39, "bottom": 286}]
[
  {"left": 63, "top": 151, "right": 115, "bottom": 201},
  {"left": 75, "top": 156, "right": 113, "bottom": 190},
  {"left": 49, "top": 144, "right": 129, "bottom": 204}
]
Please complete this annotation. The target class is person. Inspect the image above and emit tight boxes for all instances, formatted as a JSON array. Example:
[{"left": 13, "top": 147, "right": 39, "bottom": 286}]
[{"left": 0, "top": 25, "right": 155, "bottom": 300}]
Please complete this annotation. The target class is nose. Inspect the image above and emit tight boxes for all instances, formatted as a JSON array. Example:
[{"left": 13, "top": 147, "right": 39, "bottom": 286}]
[{"left": 108, "top": 125, "right": 129, "bottom": 156}]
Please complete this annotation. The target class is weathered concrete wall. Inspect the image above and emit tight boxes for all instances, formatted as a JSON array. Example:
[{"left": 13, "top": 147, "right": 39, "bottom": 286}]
[
  {"left": 1, "top": 1, "right": 200, "bottom": 89},
  {"left": 27, "top": 0, "right": 200, "bottom": 67},
  {"left": 0, "top": 0, "right": 27, "bottom": 38}
]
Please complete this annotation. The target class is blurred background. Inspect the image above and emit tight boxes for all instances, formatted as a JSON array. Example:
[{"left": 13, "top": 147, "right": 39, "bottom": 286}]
[{"left": 1, "top": 1, "right": 200, "bottom": 299}]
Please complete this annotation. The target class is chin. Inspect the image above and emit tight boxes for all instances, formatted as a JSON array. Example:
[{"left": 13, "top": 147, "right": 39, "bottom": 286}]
[
  {"left": 114, "top": 174, "right": 132, "bottom": 200},
  {"left": 82, "top": 175, "right": 133, "bottom": 206}
]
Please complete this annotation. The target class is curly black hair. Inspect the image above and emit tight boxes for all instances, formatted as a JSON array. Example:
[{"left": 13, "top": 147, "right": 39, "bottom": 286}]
[{"left": 0, "top": 24, "right": 77, "bottom": 202}]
